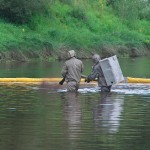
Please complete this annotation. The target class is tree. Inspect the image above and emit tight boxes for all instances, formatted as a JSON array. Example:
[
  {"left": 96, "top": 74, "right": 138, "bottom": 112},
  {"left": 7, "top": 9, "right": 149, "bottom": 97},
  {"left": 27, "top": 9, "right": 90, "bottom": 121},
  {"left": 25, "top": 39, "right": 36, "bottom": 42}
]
[
  {"left": 0, "top": 0, "right": 47, "bottom": 24},
  {"left": 107, "top": 0, "right": 149, "bottom": 20}
]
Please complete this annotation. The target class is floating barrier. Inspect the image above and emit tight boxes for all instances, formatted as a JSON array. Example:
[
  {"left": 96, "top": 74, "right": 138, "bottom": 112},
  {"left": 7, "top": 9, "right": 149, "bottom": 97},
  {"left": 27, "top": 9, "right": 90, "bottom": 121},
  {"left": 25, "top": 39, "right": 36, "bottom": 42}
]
[
  {"left": 127, "top": 77, "right": 150, "bottom": 83},
  {"left": 0, "top": 77, "right": 149, "bottom": 83},
  {"left": 0, "top": 78, "right": 60, "bottom": 83}
]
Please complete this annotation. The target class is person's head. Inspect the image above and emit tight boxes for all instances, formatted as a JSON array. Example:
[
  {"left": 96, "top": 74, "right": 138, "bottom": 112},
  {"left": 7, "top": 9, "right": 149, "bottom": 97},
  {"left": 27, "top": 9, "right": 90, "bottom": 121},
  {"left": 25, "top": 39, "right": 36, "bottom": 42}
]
[
  {"left": 67, "top": 50, "right": 76, "bottom": 58},
  {"left": 92, "top": 54, "right": 101, "bottom": 64}
]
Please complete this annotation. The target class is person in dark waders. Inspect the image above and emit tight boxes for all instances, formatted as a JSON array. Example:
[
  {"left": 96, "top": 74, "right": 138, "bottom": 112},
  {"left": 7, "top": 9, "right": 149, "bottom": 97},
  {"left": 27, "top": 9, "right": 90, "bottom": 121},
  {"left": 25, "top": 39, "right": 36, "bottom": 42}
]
[
  {"left": 85, "top": 54, "right": 112, "bottom": 92},
  {"left": 61, "top": 50, "right": 84, "bottom": 92}
]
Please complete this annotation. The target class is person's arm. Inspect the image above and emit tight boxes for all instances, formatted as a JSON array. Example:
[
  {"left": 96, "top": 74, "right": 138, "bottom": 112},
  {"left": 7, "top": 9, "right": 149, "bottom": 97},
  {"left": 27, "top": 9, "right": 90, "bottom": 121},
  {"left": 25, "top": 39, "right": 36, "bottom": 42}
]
[
  {"left": 87, "top": 70, "right": 98, "bottom": 80},
  {"left": 59, "top": 77, "right": 66, "bottom": 85},
  {"left": 86, "top": 65, "right": 98, "bottom": 82}
]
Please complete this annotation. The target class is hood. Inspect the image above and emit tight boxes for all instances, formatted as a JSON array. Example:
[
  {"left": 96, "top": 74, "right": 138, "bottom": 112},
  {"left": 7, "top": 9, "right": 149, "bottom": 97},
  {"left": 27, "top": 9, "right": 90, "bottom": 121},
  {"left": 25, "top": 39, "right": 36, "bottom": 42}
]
[
  {"left": 92, "top": 54, "right": 100, "bottom": 64},
  {"left": 68, "top": 50, "right": 76, "bottom": 58}
]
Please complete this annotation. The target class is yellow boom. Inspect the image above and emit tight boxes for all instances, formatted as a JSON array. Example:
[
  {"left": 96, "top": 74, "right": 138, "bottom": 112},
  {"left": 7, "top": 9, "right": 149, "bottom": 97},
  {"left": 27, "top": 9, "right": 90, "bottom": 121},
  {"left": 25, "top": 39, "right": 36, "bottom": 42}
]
[
  {"left": 127, "top": 77, "right": 150, "bottom": 83},
  {"left": 0, "top": 77, "right": 149, "bottom": 83}
]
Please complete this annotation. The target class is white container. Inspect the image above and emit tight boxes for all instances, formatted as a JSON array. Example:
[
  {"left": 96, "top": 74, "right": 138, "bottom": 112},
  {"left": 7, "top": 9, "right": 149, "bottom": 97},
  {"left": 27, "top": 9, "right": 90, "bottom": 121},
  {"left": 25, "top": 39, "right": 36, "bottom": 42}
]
[{"left": 100, "top": 55, "right": 124, "bottom": 86}]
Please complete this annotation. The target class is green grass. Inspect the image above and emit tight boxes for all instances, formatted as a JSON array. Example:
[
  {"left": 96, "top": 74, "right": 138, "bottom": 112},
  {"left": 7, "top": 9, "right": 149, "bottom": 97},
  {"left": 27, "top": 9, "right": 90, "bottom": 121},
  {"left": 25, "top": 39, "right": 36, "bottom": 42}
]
[{"left": 0, "top": 0, "right": 149, "bottom": 57}]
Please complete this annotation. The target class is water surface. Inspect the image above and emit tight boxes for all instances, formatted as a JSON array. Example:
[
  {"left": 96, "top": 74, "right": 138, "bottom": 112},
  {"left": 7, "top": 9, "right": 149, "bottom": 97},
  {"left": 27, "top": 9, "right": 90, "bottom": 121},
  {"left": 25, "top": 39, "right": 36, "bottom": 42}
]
[{"left": 0, "top": 57, "right": 150, "bottom": 150}]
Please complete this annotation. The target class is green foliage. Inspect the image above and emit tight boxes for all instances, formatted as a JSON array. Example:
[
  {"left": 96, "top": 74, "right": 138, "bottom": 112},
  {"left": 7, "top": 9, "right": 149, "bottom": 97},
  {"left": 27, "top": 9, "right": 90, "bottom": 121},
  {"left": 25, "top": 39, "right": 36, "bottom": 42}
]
[
  {"left": 0, "top": 0, "right": 48, "bottom": 24},
  {"left": 138, "top": 1, "right": 150, "bottom": 19},
  {"left": 0, "top": 0, "right": 149, "bottom": 58},
  {"left": 112, "top": 0, "right": 150, "bottom": 21},
  {"left": 70, "top": 7, "right": 87, "bottom": 21}
]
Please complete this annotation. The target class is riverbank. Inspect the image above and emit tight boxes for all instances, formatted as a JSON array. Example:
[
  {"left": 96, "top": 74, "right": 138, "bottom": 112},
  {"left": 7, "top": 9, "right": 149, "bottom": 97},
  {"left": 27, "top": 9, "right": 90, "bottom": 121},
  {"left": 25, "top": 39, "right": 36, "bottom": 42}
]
[
  {"left": 0, "top": 44, "right": 149, "bottom": 62},
  {"left": 0, "top": 1, "right": 149, "bottom": 62}
]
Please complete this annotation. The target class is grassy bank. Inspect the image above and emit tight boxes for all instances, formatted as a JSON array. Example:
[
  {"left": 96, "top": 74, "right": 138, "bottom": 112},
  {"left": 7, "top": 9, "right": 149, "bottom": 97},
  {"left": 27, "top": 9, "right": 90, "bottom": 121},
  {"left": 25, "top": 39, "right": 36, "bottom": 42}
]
[{"left": 0, "top": 0, "right": 149, "bottom": 61}]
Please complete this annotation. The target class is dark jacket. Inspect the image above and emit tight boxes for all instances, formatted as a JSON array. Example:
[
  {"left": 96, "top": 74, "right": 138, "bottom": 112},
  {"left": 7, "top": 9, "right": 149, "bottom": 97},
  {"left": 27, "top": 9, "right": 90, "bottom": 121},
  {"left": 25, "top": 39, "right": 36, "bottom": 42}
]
[{"left": 87, "top": 61, "right": 111, "bottom": 92}]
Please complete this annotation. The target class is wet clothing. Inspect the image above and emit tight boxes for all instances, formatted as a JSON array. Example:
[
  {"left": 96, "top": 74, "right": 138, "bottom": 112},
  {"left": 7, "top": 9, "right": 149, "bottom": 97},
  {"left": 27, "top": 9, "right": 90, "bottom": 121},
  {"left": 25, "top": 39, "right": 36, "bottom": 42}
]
[
  {"left": 61, "top": 57, "right": 83, "bottom": 92},
  {"left": 87, "top": 61, "right": 111, "bottom": 92},
  {"left": 67, "top": 81, "right": 79, "bottom": 92}
]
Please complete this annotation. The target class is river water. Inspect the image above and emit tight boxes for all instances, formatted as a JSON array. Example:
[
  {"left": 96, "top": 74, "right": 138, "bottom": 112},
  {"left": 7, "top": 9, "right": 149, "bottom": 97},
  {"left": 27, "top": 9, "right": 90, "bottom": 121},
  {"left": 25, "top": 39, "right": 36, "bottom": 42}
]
[{"left": 0, "top": 57, "right": 150, "bottom": 150}]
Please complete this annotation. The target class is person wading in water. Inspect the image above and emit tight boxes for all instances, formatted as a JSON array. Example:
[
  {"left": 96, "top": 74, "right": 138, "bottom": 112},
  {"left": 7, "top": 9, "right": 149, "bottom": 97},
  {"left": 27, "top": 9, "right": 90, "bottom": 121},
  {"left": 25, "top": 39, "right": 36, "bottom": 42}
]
[
  {"left": 60, "top": 50, "right": 84, "bottom": 92},
  {"left": 85, "top": 54, "right": 112, "bottom": 92}
]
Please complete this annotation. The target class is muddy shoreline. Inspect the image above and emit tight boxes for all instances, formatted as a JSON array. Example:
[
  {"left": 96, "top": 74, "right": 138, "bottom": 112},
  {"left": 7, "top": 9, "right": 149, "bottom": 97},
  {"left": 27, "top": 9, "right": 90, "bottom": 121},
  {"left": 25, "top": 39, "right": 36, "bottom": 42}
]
[{"left": 0, "top": 45, "right": 149, "bottom": 62}]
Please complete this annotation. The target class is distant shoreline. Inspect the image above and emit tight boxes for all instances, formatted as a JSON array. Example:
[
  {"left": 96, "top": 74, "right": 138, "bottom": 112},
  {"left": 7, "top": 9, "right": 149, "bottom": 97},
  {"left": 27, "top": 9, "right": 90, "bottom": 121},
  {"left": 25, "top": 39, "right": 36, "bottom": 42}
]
[{"left": 0, "top": 44, "right": 149, "bottom": 62}]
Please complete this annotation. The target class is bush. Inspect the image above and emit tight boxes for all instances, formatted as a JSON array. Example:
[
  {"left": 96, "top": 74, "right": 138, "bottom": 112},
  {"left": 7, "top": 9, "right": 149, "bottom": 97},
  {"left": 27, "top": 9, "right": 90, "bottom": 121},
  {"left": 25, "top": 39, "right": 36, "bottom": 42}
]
[
  {"left": 112, "top": 0, "right": 150, "bottom": 21},
  {"left": 0, "top": 0, "right": 47, "bottom": 24}
]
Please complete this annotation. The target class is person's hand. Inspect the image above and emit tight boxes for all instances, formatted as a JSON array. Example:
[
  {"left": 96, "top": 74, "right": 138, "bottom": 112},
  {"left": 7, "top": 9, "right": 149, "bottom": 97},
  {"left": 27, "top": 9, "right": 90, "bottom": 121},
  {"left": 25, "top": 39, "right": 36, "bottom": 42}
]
[{"left": 85, "top": 77, "right": 90, "bottom": 83}]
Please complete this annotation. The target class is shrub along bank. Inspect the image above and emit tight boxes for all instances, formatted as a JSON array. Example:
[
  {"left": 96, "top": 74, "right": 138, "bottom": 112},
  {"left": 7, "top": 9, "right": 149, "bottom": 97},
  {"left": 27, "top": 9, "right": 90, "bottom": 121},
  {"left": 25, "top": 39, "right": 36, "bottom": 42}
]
[{"left": 0, "top": 0, "right": 149, "bottom": 61}]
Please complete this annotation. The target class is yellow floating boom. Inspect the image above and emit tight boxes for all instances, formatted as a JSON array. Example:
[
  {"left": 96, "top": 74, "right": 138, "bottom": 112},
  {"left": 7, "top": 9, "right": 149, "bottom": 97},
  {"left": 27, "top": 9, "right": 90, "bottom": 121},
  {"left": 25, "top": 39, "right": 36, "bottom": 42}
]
[
  {"left": 127, "top": 77, "right": 150, "bottom": 83},
  {"left": 0, "top": 77, "right": 149, "bottom": 83},
  {"left": 0, "top": 78, "right": 60, "bottom": 83},
  {"left": 0, "top": 78, "right": 90, "bottom": 83}
]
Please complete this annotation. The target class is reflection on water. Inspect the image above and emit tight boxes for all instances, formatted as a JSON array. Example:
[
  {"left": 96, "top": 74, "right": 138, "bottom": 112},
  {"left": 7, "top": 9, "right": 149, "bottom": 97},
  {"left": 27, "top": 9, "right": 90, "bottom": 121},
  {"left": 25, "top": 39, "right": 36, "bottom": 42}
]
[
  {"left": 62, "top": 93, "right": 82, "bottom": 150},
  {"left": 0, "top": 57, "right": 149, "bottom": 78},
  {"left": 93, "top": 92, "right": 124, "bottom": 134},
  {"left": 0, "top": 84, "right": 150, "bottom": 150},
  {"left": 63, "top": 93, "right": 82, "bottom": 139},
  {"left": 0, "top": 57, "right": 150, "bottom": 150}
]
